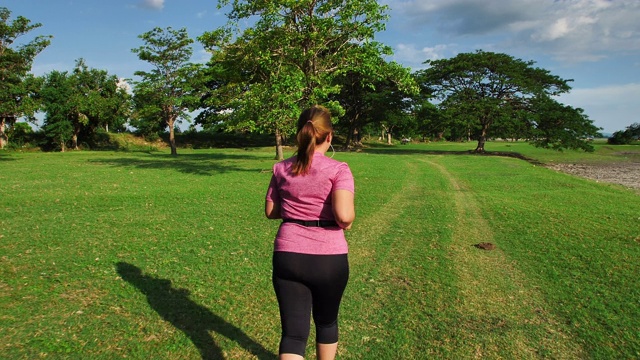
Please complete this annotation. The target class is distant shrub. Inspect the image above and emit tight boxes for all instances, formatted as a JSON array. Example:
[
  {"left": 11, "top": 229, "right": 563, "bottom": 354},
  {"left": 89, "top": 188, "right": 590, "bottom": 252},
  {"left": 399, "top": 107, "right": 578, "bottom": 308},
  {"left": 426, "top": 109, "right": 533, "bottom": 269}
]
[{"left": 608, "top": 123, "right": 640, "bottom": 145}]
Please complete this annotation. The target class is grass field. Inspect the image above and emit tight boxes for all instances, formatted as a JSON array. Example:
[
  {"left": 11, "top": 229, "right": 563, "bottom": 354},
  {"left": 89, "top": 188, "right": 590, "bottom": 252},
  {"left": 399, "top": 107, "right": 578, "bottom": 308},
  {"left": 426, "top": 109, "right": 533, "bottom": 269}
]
[{"left": 1, "top": 141, "right": 639, "bottom": 359}]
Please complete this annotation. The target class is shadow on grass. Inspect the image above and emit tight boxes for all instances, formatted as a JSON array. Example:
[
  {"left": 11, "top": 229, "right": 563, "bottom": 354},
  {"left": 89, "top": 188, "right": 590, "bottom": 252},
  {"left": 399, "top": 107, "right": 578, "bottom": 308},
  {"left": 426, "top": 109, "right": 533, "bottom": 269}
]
[
  {"left": 361, "top": 144, "right": 544, "bottom": 165},
  {"left": 0, "top": 152, "right": 16, "bottom": 161},
  {"left": 90, "top": 152, "right": 271, "bottom": 176},
  {"left": 116, "top": 262, "right": 276, "bottom": 360}
]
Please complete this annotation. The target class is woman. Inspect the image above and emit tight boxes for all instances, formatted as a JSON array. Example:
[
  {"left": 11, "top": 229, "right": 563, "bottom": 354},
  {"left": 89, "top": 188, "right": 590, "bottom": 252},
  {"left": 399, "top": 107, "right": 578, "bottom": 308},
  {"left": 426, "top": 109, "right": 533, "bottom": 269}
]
[{"left": 265, "top": 105, "right": 355, "bottom": 360}]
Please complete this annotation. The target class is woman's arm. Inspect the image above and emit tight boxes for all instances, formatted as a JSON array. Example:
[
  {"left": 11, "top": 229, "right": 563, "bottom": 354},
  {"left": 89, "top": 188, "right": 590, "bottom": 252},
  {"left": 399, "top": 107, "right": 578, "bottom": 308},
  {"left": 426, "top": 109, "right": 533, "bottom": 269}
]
[
  {"left": 332, "top": 189, "right": 355, "bottom": 229},
  {"left": 265, "top": 199, "right": 281, "bottom": 219}
]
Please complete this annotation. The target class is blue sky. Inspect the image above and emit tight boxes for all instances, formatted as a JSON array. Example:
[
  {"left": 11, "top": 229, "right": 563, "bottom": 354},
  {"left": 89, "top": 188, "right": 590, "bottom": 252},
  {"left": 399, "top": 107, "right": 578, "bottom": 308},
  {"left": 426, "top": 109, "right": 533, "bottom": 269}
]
[{"left": 5, "top": 0, "right": 640, "bottom": 133}]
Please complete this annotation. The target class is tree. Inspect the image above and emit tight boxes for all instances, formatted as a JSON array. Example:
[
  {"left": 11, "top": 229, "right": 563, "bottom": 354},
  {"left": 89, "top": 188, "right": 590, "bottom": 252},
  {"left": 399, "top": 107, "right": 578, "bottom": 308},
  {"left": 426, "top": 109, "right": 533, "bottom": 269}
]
[
  {"left": 71, "top": 59, "right": 131, "bottom": 137},
  {"left": 132, "top": 27, "right": 202, "bottom": 156},
  {"left": 413, "top": 101, "right": 448, "bottom": 141},
  {"left": 41, "top": 71, "right": 74, "bottom": 151},
  {"left": 40, "top": 59, "right": 131, "bottom": 151},
  {"left": 608, "top": 122, "right": 640, "bottom": 145},
  {"left": 198, "top": 0, "right": 395, "bottom": 160},
  {"left": 333, "top": 58, "right": 417, "bottom": 149},
  {"left": 525, "top": 96, "right": 598, "bottom": 151},
  {"left": 416, "top": 50, "right": 600, "bottom": 152},
  {"left": 0, "top": 7, "right": 51, "bottom": 149}
]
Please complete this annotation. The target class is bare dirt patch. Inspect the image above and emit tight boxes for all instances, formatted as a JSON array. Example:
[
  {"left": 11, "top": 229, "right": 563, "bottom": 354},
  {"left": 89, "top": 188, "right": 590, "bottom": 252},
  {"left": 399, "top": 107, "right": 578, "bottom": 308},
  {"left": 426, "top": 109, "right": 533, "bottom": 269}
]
[{"left": 546, "top": 162, "right": 640, "bottom": 190}]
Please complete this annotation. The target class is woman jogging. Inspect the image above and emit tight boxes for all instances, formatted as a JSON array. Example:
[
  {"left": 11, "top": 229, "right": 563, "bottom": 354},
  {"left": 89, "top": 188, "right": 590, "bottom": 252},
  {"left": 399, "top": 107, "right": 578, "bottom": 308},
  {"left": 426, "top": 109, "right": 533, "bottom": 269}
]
[{"left": 265, "top": 105, "right": 355, "bottom": 360}]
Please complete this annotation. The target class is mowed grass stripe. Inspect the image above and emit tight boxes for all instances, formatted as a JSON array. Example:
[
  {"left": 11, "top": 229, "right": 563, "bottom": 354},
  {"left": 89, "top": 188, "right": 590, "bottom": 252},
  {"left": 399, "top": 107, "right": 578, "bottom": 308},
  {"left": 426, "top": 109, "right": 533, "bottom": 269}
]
[
  {"left": 422, "top": 157, "right": 584, "bottom": 359},
  {"left": 342, "top": 157, "right": 423, "bottom": 358},
  {"left": 341, "top": 155, "right": 460, "bottom": 357}
]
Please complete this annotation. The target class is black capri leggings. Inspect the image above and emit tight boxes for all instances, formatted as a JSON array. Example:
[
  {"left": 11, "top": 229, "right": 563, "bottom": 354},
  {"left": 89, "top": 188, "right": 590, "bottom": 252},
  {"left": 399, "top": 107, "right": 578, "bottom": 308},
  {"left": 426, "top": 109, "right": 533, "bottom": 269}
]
[{"left": 272, "top": 252, "right": 349, "bottom": 356}]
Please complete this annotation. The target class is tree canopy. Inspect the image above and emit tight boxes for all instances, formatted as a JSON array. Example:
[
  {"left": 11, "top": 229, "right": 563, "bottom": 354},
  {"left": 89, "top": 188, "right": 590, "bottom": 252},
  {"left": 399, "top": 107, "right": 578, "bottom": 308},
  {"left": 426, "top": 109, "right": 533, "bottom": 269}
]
[
  {"left": 198, "top": 0, "right": 413, "bottom": 159},
  {"left": 0, "top": 7, "right": 51, "bottom": 149},
  {"left": 416, "top": 50, "right": 601, "bottom": 152},
  {"left": 40, "top": 59, "right": 131, "bottom": 151},
  {"left": 132, "top": 27, "right": 202, "bottom": 156},
  {"left": 608, "top": 122, "right": 640, "bottom": 145}
]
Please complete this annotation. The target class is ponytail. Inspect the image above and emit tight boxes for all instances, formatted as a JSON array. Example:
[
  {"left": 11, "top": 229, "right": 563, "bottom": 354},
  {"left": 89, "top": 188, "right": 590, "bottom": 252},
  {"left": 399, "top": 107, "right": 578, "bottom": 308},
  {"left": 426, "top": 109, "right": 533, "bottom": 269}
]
[{"left": 292, "top": 106, "right": 332, "bottom": 176}]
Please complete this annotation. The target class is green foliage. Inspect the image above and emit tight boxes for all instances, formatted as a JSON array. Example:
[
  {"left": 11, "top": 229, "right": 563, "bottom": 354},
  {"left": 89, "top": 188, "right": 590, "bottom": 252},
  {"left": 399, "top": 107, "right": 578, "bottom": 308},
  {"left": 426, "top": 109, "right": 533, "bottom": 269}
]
[
  {"left": 198, "top": 0, "right": 401, "bottom": 158},
  {"left": 608, "top": 122, "right": 640, "bottom": 145},
  {"left": 527, "top": 95, "right": 600, "bottom": 151},
  {"left": 333, "top": 59, "right": 418, "bottom": 148},
  {"left": 412, "top": 101, "right": 449, "bottom": 140},
  {"left": 132, "top": 27, "right": 203, "bottom": 156},
  {"left": 40, "top": 70, "right": 75, "bottom": 151},
  {"left": 40, "top": 59, "right": 130, "bottom": 151},
  {"left": 0, "top": 7, "right": 51, "bottom": 149},
  {"left": 0, "top": 7, "right": 51, "bottom": 118},
  {"left": 416, "top": 50, "right": 600, "bottom": 152},
  {"left": 5, "top": 121, "right": 33, "bottom": 148}
]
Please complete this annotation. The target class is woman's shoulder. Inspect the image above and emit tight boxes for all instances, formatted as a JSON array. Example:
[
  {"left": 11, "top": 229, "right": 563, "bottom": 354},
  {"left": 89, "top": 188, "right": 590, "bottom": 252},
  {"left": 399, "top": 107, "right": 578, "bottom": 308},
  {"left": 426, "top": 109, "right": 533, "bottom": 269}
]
[
  {"left": 316, "top": 156, "right": 351, "bottom": 173},
  {"left": 273, "top": 156, "right": 295, "bottom": 172}
]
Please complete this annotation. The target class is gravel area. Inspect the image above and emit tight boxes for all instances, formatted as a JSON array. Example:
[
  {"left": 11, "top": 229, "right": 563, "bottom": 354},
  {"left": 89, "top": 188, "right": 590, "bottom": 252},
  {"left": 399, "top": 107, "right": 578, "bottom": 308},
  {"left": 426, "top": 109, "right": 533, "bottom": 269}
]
[{"left": 546, "top": 162, "right": 640, "bottom": 190}]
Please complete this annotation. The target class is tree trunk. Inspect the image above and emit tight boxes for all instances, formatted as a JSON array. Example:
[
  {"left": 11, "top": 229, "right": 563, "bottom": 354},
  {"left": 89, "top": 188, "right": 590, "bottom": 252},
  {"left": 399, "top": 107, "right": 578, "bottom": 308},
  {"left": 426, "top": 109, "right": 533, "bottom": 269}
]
[
  {"left": 60, "top": 136, "right": 66, "bottom": 152},
  {"left": 475, "top": 124, "right": 489, "bottom": 152},
  {"left": 354, "top": 128, "right": 361, "bottom": 146},
  {"left": 343, "top": 124, "right": 355, "bottom": 151},
  {"left": 72, "top": 132, "right": 79, "bottom": 150},
  {"left": 274, "top": 129, "right": 284, "bottom": 161},
  {"left": 0, "top": 118, "right": 7, "bottom": 150},
  {"left": 387, "top": 132, "right": 392, "bottom": 145},
  {"left": 168, "top": 118, "right": 177, "bottom": 156}
]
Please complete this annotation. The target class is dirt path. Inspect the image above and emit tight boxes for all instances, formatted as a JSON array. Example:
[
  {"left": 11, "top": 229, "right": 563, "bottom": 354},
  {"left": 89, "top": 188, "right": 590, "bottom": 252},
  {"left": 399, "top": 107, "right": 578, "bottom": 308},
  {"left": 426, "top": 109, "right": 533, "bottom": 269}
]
[{"left": 546, "top": 162, "right": 640, "bottom": 190}]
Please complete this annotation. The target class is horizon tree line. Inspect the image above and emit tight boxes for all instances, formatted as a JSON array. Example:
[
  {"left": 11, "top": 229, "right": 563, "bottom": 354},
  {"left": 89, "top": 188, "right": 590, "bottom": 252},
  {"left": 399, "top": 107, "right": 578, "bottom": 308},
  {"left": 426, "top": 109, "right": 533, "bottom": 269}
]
[{"left": 1, "top": 3, "right": 608, "bottom": 155}]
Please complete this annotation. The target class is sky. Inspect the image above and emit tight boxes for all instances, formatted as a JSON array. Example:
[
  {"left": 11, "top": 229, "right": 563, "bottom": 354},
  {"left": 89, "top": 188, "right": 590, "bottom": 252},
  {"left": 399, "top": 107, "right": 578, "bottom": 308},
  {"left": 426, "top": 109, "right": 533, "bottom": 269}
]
[{"left": 4, "top": 0, "right": 640, "bottom": 134}]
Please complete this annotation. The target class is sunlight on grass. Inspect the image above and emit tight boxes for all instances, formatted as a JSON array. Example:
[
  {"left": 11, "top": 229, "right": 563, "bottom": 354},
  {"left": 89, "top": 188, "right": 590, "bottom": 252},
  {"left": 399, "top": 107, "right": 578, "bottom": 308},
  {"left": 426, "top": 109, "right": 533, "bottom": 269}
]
[{"left": 1, "top": 145, "right": 638, "bottom": 358}]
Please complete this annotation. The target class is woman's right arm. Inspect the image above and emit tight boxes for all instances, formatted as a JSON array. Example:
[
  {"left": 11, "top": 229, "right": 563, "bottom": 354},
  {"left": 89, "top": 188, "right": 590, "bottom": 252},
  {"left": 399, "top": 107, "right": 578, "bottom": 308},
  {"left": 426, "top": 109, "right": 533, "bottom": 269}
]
[
  {"left": 332, "top": 189, "right": 355, "bottom": 229},
  {"left": 265, "top": 199, "right": 281, "bottom": 219},
  {"left": 265, "top": 172, "right": 281, "bottom": 219}
]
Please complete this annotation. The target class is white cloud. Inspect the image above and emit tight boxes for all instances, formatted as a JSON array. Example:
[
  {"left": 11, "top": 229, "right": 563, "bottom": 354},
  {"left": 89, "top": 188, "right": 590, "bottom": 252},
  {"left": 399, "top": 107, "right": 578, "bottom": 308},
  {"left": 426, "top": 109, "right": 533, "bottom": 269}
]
[
  {"left": 389, "top": 0, "right": 640, "bottom": 64},
  {"left": 116, "top": 78, "right": 132, "bottom": 93},
  {"left": 139, "top": 0, "right": 164, "bottom": 11},
  {"left": 393, "top": 43, "right": 454, "bottom": 67},
  {"left": 557, "top": 83, "right": 640, "bottom": 132}
]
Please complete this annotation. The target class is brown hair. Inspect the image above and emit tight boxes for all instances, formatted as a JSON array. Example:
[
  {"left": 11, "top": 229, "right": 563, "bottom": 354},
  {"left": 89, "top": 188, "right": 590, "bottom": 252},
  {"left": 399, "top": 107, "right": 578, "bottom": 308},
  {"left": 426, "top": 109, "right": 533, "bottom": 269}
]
[{"left": 292, "top": 105, "right": 333, "bottom": 176}]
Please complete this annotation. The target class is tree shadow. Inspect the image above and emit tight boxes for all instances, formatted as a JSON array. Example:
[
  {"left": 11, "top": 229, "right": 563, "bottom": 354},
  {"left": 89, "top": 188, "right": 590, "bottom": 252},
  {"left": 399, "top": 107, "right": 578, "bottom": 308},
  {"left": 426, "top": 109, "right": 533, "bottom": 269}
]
[
  {"left": 361, "top": 144, "right": 543, "bottom": 165},
  {"left": 116, "top": 262, "right": 276, "bottom": 360},
  {"left": 90, "top": 152, "right": 272, "bottom": 176},
  {"left": 0, "top": 152, "right": 16, "bottom": 161}
]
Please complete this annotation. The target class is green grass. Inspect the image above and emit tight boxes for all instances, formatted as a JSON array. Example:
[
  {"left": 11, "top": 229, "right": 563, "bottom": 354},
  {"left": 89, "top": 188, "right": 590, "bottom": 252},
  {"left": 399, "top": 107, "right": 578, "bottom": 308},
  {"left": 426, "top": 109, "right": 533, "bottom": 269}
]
[
  {"left": 1, "top": 142, "right": 639, "bottom": 359},
  {"left": 367, "top": 139, "right": 640, "bottom": 165}
]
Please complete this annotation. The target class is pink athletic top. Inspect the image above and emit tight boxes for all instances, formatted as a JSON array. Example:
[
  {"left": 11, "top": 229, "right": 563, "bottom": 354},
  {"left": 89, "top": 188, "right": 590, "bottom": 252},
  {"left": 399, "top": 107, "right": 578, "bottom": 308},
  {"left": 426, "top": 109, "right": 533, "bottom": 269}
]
[{"left": 266, "top": 152, "right": 355, "bottom": 255}]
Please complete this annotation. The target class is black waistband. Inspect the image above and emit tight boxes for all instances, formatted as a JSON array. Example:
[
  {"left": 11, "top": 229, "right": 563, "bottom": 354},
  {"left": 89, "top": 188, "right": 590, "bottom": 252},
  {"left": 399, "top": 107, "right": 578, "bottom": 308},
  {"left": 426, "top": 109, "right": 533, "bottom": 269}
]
[{"left": 282, "top": 219, "right": 339, "bottom": 228}]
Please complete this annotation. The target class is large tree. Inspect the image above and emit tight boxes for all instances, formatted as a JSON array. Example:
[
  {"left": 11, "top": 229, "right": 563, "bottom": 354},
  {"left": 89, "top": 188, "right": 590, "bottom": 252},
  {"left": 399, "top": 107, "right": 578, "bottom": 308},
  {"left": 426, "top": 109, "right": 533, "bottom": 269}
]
[
  {"left": 333, "top": 58, "right": 417, "bottom": 149},
  {"left": 0, "top": 7, "right": 51, "bottom": 149},
  {"left": 608, "top": 122, "right": 640, "bottom": 145},
  {"left": 416, "top": 50, "right": 600, "bottom": 152},
  {"left": 40, "top": 70, "right": 75, "bottom": 151},
  {"left": 40, "top": 59, "right": 131, "bottom": 151},
  {"left": 132, "top": 27, "right": 202, "bottom": 156},
  {"left": 198, "top": 0, "right": 396, "bottom": 160}
]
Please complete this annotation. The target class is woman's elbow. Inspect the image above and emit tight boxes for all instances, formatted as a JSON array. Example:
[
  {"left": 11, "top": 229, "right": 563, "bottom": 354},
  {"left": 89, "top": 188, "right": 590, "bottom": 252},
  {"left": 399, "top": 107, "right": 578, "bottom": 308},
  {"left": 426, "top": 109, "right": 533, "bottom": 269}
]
[{"left": 335, "top": 210, "right": 355, "bottom": 228}]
